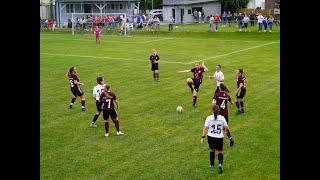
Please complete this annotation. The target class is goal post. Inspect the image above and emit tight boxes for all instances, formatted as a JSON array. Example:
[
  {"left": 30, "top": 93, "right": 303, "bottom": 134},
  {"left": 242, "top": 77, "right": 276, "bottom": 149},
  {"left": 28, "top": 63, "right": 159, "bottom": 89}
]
[{"left": 71, "top": 13, "right": 127, "bottom": 36}]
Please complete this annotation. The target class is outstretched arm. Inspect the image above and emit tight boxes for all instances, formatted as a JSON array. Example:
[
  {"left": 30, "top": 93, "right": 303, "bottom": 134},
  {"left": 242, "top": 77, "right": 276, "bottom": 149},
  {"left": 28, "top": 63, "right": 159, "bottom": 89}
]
[
  {"left": 200, "top": 61, "right": 209, "bottom": 72},
  {"left": 178, "top": 69, "right": 191, "bottom": 73}
]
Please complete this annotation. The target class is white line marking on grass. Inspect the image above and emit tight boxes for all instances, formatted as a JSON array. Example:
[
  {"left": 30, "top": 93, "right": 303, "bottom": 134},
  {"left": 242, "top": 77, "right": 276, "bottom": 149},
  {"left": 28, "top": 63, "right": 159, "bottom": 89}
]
[
  {"left": 143, "top": 38, "right": 174, "bottom": 43},
  {"left": 40, "top": 52, "right": 188, "bottom": 64},
  {"left": 41, "top": 37, "right": 173, "bottom": 44},
  {"left": 41, "top": 33, "right": 133, "bottom": 38},
  {"left": 41, "top": 33, "right": 278, "bottom": 43},
  {"left": 188, "top": 41, "right": 279, "bottom": 64}
]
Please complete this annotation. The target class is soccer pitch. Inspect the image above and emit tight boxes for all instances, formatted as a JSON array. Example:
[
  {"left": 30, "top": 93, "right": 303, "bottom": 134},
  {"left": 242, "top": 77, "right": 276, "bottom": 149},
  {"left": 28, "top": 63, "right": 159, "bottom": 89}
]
[{"left": 40, "top": 26, "right": 280, "bottom": 179}]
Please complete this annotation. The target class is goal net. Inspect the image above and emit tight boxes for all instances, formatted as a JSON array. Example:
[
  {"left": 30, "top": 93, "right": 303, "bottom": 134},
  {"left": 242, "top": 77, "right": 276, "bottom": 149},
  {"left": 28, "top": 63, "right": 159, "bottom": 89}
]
[{"left": 71, "top": 13, "right": 127, "bottom": 36}]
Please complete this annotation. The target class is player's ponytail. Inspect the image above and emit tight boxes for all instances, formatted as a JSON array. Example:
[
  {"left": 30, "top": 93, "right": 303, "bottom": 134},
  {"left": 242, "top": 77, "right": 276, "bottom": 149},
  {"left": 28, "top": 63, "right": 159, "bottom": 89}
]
[
  {"left": 238, "top": 68, "right": 244, "bottom": 75},
  {"left": 219, "top": 83, "right": 230, "bottom": 93},
  {"left": 213, "top": 105, "right": 220, "bottom": 120},
  {"left": 67, "top": 67, "right": 75, "bottom": 78}
]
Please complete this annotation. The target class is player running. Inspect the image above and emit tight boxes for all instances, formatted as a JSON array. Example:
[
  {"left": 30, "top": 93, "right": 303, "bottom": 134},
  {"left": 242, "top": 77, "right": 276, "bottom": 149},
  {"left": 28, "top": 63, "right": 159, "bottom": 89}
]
[
  {"left": 209, "top": 64, "right": 224, "bottom": 94},
  {"left": 235, "top": 68, "right": 247, "bottom": 114},
  {"left": 94, "top": 26, "right": 101, "bottom": 45},
  {"left": 100, "top": 84, "right": 124, "bottom": 137},
  {"left": 67, "top": 67, "right": 86, "bottom": 111},
  {"left": 212, "top": 83, "right": 233, "bottom": 124},
  {"left": 149, "top": 49, "right": 160, "bottom": 81},
  {"left": 201, "top": 105, "right": 234, "bottom": 174},
  {"left": 90, "top": 76, "right": 106, "bottom": 128},
  {"left": 178, "top": 61, "right": 208, "bottom": 107}
]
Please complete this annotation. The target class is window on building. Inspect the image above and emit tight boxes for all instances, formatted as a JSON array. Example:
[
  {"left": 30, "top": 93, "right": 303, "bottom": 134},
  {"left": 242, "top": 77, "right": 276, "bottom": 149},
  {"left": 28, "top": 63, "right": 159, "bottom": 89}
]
[
  {"left": 120, "top": 3, "right": 124, "bottom": 9},
  {"left": 188, "top": 9, "right": 191, "bottom": 14},
  {"left": 105, "top": 4, "right": 111, "bottom": 10},
  {"left": 66, "top": 4, "right": 74, "bottom": 13},
  {"left": 84, "top": 4, "right": 92, "bottom": 13},
  {"left": 192, "top": 7, "right": 202, "bottom": 14},
  {"left": 111, "top": 4, "right": 114, "bottom": 10}
]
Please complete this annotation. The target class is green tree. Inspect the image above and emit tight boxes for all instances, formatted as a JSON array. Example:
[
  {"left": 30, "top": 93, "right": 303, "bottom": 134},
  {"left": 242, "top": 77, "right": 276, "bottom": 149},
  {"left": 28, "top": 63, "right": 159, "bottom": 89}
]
[
  {"left": 140, "top": 0, "right": 162, "bottom": 10},
  {"left": 221, "top": 0, "right": 249, "bottom": 12}
]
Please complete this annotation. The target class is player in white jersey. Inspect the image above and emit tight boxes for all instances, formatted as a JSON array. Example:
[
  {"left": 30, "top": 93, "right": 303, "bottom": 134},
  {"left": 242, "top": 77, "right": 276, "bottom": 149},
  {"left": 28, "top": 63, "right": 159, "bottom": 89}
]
[
  {"left": 209, "top": 64, "right": 225, "bottom": 94},
  {"left": 200, "top": 105, "right": 234, "bottom": 174},
  {"left": 90, "top": 77, "right": 106, "bottom": 127}
]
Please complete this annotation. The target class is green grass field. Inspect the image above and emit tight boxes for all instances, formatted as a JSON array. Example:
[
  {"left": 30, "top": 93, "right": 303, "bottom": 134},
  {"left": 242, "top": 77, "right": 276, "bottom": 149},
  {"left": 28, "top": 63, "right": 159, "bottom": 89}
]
[{"left": 40, "top": 24, "right": 280, "bottom": 179}]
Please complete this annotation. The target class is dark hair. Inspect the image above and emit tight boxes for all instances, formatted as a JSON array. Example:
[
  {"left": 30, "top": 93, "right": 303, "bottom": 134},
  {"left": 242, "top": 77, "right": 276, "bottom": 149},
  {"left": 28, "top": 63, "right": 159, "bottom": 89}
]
[
  {"left": 219, "top": 83, "right": 230, "bottom": 93},
  {"left": 67, "top": 67, "right": 75, "bottom": 78},
  {"left": 238, "top": 68, "right": 244, "bottom": 74},
  {"left": 213, "top": 105, "right": 220, "bottom": 120},
  {"left": 216, "top": 64, "right": 221, "bottom": 69},
  {"left": 105, "top": 84, "right": 111, "bottom": 90},
  {"left": 96, "top": 76, "right": 104, "bottom": 84}
]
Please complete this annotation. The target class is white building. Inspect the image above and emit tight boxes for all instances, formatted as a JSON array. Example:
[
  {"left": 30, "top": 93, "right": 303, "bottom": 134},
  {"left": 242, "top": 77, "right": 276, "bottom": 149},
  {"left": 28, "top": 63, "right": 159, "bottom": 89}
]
[
  {"left": 162, "top": 0, "right": 221, "bottom": 24},
  {"left": 247, "top": 0, "right": 265, "bottom": 9},
  {"left": 40, "top": 0, "right": 52, "bottom": 19}
]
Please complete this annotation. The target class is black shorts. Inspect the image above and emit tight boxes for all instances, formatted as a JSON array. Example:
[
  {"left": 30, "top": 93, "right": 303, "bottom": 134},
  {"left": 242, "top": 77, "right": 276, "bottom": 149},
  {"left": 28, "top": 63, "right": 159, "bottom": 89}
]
[
  {"left": 151, "top": 64, "right": 159, "bottom": 71},
  {"left": 103, "top": 109, "right": 117, "bottom": 120},
  {"left": 244, "top": 23, "right": 248, "bottom": 28},
  {"left": 236, "top": 88, "right": 246, "bottom": 99},
  {"left": 192, "top": 79, "right": 202, "bottom": 91},
  {"left": 71, "top": 88, "right": 84, "bottom": 97},
  {"left": 96, "top": 100, "right": 103, "bottom": 111},
  {"left": 208, "top": 136, "right": 223, "bottom": 151}
]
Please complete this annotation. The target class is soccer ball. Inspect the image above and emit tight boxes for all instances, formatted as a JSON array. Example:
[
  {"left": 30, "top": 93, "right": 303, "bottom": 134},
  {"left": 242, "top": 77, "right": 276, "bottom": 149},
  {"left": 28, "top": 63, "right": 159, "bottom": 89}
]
[{"left": 176, "top": 106, "right": 183, "bottom": 113}]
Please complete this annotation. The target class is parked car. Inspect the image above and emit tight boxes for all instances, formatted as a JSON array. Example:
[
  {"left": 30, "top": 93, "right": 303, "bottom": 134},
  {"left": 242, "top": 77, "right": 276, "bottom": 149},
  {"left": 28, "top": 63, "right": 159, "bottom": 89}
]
[{"left": 148, "top": 9, "right": 163, "bottom": 21}]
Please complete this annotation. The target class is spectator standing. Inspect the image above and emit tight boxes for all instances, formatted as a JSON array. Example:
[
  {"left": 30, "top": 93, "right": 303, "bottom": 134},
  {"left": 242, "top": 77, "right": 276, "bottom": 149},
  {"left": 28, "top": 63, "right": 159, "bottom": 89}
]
[
  {"left": 52, "top": 20, "right": 56, "bottom": 31},
  {"left": 208, "top": 15, "right": 214, "bottom": 31},
  {"left": 262, "top": 16, "right": 268, "bottom": 32},
  {"left": 243, "top": 14, "right": 249, "bottom": 32},
  {"left": 198, "top": 11, "right": 202, "bottom": 23},
  {"left": 236, "top": 13, "right": 243, "bottom": 31},
  {"left": 268, "top": 15, "right": 274, "bottom": 32},
  {"left": 249, "top": 11, "right": 255, "bottom": 26},
  {"left": 169, "top": 16, "right": 174, "bottom": 32},
  {"left": 213, "top": 14, "right": 221, "bottom": 32},
  {"left": 202, "top": 11, "right": 205, "bottom": 23},
  {"left": 221, "top": 11, "right": 227, "bottom": 27},
  {"left": 227, "top": 11, "right": 232, "bottom": 27},
  {"left": 257, "top": 13, "right": 264, "bottom": 32}
]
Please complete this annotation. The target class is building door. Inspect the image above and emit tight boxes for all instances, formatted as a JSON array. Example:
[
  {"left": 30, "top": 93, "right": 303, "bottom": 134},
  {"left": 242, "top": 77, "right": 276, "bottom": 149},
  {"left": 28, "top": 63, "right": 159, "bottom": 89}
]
[
  {"left": 84, "top": 4, "right": 92, "bottom": 13},
  {"left": 180, "top": 9, "right": 184, "bottom": 24},
  {"left": 172, "top": 9, "right": 175, "bottom": 21}
]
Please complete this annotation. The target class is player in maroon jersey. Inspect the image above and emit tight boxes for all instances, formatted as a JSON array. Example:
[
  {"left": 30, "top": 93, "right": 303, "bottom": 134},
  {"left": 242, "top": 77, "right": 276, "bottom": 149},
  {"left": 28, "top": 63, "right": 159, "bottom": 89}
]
[
  {"left": 149, "top": 49, "right": 160, "bottom": 81},
  {"left": 67, "top": 67, "right": 86, "bottom": 111},
  {"left": 100, "top": 84, "right": 124, "bottom": 137},
  {"left": 94, "top": 26, "right": 101, "bottom": 45},
  {"left": 178, "top": 61, "right": 208, "bottom": 107},
  {"left": 236, "top": 68, "right": 246, "bottom": 114},
  {"left": 212, "top": 83, "right": 233, "bottom": 124}
]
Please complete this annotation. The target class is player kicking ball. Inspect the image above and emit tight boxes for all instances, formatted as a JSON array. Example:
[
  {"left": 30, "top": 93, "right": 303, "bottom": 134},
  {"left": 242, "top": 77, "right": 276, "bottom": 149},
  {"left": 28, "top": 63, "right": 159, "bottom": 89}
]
[
  {"left": 178, "top": 60, "right": 208, "bottom": 107},
  {"left": 94, "top": 26, "right": 101, "bottom": 45}
]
